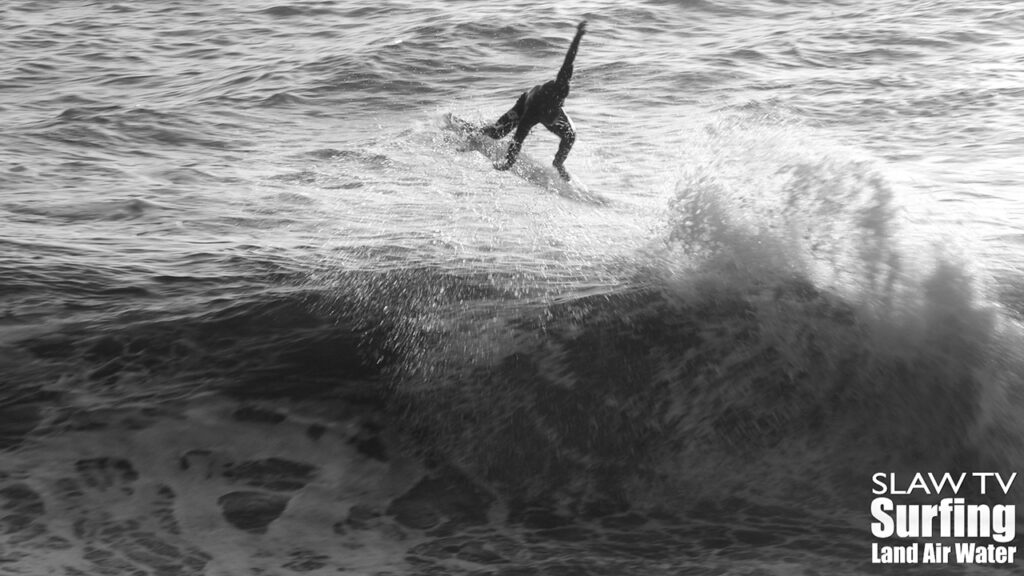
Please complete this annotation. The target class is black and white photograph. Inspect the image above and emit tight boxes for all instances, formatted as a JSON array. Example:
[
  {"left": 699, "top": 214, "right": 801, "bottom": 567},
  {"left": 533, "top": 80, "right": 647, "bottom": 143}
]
[{"left": 1, "top": 1, "right": 1022, "bottom": 574}]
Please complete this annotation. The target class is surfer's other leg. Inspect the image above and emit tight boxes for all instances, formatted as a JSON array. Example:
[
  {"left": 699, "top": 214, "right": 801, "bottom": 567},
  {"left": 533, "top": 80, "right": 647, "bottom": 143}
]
[
  {"left": 496, "top": 123, "right": 532, "bottom": 171},
  {"left": 482, "top": 93, "right": 526, "bottom": 139},
  {"left": 547, "top": 110, "right": 576, "bottom": 181}
]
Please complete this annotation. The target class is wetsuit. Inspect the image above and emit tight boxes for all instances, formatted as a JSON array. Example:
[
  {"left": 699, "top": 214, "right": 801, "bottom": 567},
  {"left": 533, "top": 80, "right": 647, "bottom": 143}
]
[{"left": 482, "top": 21, "right": 587, "bottom": 181}]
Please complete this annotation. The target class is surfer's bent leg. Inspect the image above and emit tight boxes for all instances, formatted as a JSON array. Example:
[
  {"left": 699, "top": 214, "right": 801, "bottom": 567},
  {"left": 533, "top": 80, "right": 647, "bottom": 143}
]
[
  {"left": 546, "top": 110, "right": 576, "bottom": 181},
  {"left": 482, "top": 93, "right": 527, "bottom": 139}
]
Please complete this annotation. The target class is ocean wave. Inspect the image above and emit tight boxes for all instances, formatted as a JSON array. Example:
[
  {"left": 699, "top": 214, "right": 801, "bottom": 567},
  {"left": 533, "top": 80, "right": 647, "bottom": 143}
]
[
  {"left": 5, "top": 197, "right": 168, "bottom": 223},
  {"left": 2, "top": 1, "right": 1023, "bottom": 570},
  {"left": 365, "top": 113, "right": 1024, "bottom": 512}
]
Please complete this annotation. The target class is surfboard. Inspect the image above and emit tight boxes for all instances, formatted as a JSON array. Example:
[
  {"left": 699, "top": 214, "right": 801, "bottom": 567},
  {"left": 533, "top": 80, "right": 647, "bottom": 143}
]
[{"left": 442, "top": 113, "right": 608, "bottom": 205}]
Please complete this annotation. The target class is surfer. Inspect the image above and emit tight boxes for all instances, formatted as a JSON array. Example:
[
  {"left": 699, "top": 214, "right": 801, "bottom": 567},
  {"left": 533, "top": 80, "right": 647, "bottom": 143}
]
[{"left": 481, "top": 20, "right": 587, "bottom": 181}]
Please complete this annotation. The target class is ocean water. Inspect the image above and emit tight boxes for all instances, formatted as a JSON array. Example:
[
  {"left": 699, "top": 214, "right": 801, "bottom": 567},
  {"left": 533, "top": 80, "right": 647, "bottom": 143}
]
[{"left": 2, "top": 0, "right": 1023, "bottom": 574}]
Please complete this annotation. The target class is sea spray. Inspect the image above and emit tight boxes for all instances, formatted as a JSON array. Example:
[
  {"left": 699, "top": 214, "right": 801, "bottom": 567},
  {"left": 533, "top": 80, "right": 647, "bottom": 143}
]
[{"left": 369, "top": 113, "right": 1023, "bottom": 514}]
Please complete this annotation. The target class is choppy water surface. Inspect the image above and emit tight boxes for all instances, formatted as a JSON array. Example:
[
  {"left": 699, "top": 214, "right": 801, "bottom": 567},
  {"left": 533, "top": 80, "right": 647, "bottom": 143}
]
[{"left": 1, "top": 1, "right": 1023, "bottom": 574}]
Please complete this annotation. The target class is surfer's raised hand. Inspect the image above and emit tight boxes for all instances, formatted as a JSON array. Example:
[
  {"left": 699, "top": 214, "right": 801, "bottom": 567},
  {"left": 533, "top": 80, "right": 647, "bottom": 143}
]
[{"left": 577, "top": 21, "right": 587, "bottom": 35}]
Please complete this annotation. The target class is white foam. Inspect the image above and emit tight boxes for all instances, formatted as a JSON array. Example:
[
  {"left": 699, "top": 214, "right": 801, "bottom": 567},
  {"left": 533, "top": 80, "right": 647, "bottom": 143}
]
[{"left": 2, "top": 394, "right": 426, "bottom": 575}]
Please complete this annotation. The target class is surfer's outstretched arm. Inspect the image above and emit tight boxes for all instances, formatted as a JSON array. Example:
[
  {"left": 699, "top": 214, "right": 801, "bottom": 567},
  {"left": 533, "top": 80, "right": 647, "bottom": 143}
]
[{"left": 556, "top": 21, "right": 587, "bottom": 86}]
